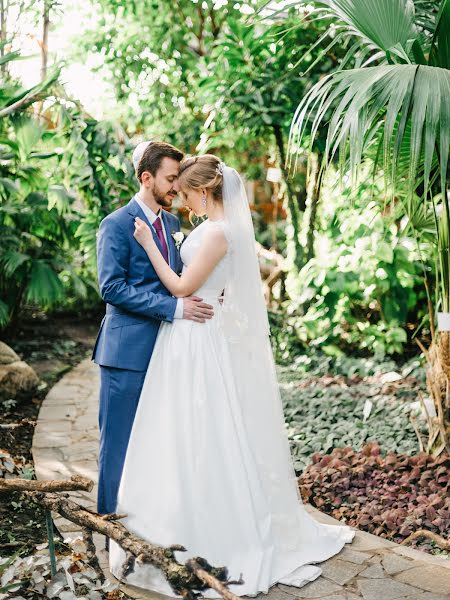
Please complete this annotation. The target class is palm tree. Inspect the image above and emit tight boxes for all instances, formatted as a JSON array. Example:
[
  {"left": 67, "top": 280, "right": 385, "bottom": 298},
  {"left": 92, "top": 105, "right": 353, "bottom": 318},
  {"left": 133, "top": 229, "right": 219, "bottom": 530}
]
[{"left": 287, "top": 0, "right": 450, "bottom": 455}]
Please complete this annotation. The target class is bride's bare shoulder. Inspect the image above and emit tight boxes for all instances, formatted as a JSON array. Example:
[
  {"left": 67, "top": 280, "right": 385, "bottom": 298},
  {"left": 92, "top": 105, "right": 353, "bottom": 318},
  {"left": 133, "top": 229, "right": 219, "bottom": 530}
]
[{"left": 204, "top": 220, "right": 229, "bottom": 245}]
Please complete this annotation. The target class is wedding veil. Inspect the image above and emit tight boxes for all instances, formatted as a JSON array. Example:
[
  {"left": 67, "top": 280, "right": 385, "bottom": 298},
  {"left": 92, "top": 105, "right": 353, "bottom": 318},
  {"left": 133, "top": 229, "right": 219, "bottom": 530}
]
[
  {"left": 220, "top": 164, "right": 309, "bottom": 548},
  {"left": 220, "top": 165, "right": 270, "bottom": 340}
]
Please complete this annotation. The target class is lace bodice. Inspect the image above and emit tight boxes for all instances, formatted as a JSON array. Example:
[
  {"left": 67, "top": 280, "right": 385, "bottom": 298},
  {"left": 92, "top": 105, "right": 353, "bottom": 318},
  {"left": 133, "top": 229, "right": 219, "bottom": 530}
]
[{"left": 180, "top": 219, "right": 231, "bottom": 302}]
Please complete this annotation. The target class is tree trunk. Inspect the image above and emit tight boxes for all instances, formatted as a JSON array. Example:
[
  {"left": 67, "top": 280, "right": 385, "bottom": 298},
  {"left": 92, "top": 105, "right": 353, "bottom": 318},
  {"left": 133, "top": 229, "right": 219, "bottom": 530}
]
[
  {"left": 306, "top": 152, "right": 323, "bottom": 262},
  {"left": 41, "top": 0, "right": 50, "bottom": 82},
  {"left": 1, "top": 476, "right": 243, "bottom": 600},
  {"left": 272, "top": 124, "right": 304, "bottom": 271},
  {"left": 0, "top": 0, "right": 6, "bottom": 78},
  {"left": 417, "top": 182, "right": 450, "bottom": 455}
]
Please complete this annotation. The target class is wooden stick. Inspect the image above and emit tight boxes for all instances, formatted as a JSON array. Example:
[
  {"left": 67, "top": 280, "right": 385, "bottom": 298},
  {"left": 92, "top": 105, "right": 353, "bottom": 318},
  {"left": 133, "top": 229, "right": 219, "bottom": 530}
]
[
  {"left": 0, "top": 475, "right": 93, "bottom": 492},
  {"left": 415, "top": 337, "right": 430, "bottom": 362},
  {"left": 0, "top": 418, "right": 36, "bottom": 429},
  {"left": 81, "top": 526, "right": 105, "bottom": 583},
  {"left": 185, "top": 559, "right": 244, "bottom": 600},
  {"left": 409, "top": 414, "right": 424, "bottom": 452}
]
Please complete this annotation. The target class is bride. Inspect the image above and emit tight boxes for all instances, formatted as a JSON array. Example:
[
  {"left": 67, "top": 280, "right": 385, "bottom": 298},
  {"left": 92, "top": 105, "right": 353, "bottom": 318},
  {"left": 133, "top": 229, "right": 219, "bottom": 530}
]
[{"left": 109, "top": 154, "right": 355, "bottom": 597}]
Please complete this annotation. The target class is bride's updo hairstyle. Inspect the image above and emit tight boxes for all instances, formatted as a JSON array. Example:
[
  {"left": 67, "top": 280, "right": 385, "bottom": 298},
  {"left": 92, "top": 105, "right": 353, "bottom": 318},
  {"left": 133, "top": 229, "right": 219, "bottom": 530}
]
[{"left": 178, "top": 154, "right": 223, "bottom": 203}]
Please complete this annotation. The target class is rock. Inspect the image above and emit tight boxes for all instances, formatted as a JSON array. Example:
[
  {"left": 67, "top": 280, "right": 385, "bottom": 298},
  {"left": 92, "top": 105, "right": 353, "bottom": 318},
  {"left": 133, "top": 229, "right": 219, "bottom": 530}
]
[
  {"left": 0, "top": 341, "right": 20, "bottom": 364},
  {"left": 357, "top": 578, "right": 423, "bottom": 600},
  {"left": 280, "top": 578, "right": 343, "bottom": 598},
  {"left": 338, "top": 547, "right": 373, "bottom": 564},
  {"left": 394, "top": 565, "right": 450, "bottom": 595},
  {"left": 381, "top": 554, "right": 415, "bottom": 575},
  {"left": 320, "top": 558, "right": 365, "bottom": 585},
  {"left": 0, "top": 342, "right": 39, "bottom": 398},
  {"left": 359, "top": 563, "right": 385, "bottom": 578}
]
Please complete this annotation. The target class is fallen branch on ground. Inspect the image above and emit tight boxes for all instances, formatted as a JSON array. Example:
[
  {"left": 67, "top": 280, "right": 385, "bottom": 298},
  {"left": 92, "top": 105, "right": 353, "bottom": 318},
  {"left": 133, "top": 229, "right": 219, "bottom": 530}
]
[
  {"left": 2, "top": 476, "right": 243, "bottom": 600},
  {"left": 82, "top": 526, "right": 105, "bottom": 583},
  {"left": 0, "top": 474, "right": 93, "bottom": 492},
  {"left": 0, "top": 418, "right": 36, "bottom": 429},
  {"left": 34, "top": 491, "right": 243, "bottom": 600}
]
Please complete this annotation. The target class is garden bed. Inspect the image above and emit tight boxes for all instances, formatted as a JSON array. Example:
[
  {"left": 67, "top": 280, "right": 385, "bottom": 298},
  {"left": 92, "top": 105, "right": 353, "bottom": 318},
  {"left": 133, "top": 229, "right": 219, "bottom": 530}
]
[
  {"left": 278, "top": 354, "right": 427, "bottom": 472},
  {"left": 299, "top": 443, "right": 449, "bottom": 558},
  {"left": 278, "top": 354, "right": 449, "bottom": 558},
  {"left": 0, "top": 313, "right": 99, "bottom": 557}
]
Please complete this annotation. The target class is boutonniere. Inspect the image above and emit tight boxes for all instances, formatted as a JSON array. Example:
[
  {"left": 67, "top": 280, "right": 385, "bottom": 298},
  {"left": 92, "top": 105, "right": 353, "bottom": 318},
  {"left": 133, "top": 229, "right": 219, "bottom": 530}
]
[{"left": 171, "top": 230, "right": 185, "bottom": 250}]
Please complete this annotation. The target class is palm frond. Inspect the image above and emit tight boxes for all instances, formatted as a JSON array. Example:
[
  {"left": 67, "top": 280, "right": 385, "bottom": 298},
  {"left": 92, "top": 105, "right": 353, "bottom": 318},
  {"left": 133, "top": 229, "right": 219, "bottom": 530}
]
[
  {"left": 1, "top": 251, "right": 30, "bottom": 277},
  {"left": 25, "top": 260, "right": 64, "bottom": 307},
  {"left": 429, "top": 0, "right": 450, "bottom": 69},
  {"left": 0, "top": 300, "right": 9, "bottom": 327},
  {"left": 290, "top": 0, "right": 417, "bottom": 54},
  {"left": 414, "top": 0, "right": 440, "bottom": 35},
  {"left": 288, "top": 63, "right": 450, "bottom": 202}
]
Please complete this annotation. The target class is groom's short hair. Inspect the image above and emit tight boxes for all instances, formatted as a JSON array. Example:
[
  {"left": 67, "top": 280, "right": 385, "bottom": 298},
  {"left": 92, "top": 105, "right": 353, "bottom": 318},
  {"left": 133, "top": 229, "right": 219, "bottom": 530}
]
[{"left": 136, "top": 141, "right": 184, "bottom": 181}]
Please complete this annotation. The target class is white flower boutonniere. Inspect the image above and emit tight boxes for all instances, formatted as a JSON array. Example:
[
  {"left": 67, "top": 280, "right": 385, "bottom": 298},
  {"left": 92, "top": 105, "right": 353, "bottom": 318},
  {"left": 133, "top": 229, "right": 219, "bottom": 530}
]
[{"left": 171, "top": 230, "right": 185, "bottom": 250}]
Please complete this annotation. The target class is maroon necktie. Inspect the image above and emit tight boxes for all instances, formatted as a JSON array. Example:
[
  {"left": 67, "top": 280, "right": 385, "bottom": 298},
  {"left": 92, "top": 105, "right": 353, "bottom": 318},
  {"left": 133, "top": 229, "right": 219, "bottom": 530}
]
[{"left": 153, "top": 216, "right": 169, "bottom": 264}]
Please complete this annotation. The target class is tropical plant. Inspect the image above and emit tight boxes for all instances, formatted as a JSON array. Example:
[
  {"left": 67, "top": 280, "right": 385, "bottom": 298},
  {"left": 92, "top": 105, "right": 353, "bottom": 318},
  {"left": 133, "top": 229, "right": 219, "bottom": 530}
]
[
  {"left": 0, "top": 49, "right": 136, "bottom": 328},
  {"left": 271, "top": 177, "right": 430, "bottom": 361},
  {"left": 280, "top": 363, "right": 426, "bottom": 471},
  {"left": 286, "top": 0, "right": 450, "bottom": 454},
  {"left": 0, "top": 51, "right": 65, "bottom": 325},
  {"left": 200, "top": 15, "right": 339, "bottom": 270},
  {"left": 299, "top": 443, "right": 450, "bottom": 552}
]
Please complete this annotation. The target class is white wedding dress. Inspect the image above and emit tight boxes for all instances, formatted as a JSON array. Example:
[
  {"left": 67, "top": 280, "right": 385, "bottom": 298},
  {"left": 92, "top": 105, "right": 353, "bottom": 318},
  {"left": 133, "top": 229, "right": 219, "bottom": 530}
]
[{"left": 109, "top": 217, "right": 355, "bottom": 598}]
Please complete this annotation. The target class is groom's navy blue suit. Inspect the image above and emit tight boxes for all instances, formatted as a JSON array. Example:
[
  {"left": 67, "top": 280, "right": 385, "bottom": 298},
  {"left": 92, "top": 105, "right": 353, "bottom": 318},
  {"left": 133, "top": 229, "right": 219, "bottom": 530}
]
[{"left": 92, "top": 196, "right": 182, "bottom": 514}]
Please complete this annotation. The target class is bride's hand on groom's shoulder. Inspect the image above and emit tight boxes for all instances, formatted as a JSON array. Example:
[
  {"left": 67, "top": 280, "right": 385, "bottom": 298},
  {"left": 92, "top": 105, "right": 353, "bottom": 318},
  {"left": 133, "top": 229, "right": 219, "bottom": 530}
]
[{"left": 134, "top": 217, "right": 154, "bottom": 251}]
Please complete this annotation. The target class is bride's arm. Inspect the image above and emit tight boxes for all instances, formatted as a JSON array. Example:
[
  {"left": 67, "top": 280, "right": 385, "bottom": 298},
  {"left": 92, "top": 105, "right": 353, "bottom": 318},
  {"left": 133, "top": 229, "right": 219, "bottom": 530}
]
[{"left": 134, "top": 217, "right": 227, "bottom": 298}]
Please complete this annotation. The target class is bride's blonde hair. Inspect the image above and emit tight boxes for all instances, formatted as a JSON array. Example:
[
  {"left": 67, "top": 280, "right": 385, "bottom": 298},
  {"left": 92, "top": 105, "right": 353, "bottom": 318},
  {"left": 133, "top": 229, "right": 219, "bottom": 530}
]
[{"left": 179, "top": 155, "right": 223, "bottom": 222}]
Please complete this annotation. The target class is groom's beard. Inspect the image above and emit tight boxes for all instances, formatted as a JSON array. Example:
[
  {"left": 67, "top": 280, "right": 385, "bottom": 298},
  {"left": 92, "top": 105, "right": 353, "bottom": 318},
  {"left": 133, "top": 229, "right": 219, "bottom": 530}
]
[{"left": 153, "top": 183, "right": 176, "bottom": 208}]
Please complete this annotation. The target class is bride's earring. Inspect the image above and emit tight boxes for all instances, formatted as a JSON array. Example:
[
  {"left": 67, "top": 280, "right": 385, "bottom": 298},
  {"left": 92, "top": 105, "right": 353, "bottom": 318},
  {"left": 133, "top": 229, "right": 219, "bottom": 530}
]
[{"left": 201, "top": 192, "right": 207, "bottom": 209}]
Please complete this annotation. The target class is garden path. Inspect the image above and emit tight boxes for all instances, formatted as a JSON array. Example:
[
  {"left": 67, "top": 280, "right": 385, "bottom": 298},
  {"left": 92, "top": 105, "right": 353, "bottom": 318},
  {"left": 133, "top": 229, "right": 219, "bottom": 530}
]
[{"left": 32, "top": 358, "right": 450, "bottom": 600}]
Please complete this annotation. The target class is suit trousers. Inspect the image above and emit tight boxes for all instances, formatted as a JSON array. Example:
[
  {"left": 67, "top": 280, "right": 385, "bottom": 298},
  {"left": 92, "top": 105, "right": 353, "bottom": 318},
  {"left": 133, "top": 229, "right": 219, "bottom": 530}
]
[{"left": 97, "top": 365, "right": 147, "bottom": 515}]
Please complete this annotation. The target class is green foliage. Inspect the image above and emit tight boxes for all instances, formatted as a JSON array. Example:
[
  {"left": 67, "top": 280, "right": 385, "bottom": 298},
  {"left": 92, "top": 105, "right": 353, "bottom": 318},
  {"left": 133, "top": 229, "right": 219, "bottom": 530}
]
[
  {"left": 288, "top": 0, "right": 450, "bottom": 312},
  {"left": 0, "top": 52, "right": 136, "bottom": 328},
  {"left": 270, "top": 179, "right": 431, "bottom": 360},
  {"left": 78, "top": 0, "right": 244, "bottom": 148},
  {"left": 278, "top": 357, "right": 427, "bottom": 471}
]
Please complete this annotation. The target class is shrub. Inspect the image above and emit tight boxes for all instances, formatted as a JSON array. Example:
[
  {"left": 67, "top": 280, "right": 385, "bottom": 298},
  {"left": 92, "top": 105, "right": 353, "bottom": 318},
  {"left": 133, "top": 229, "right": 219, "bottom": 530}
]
[{"left": 299, "top": 443, "right": 450, "bottom": 547}]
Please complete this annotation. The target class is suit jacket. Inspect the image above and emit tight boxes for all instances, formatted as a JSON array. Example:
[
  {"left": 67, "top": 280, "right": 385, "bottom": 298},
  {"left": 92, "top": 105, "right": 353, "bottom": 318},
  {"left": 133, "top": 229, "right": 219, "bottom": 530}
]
[{"left": 92, "top": 196, "right": 183, "bottom": 371}]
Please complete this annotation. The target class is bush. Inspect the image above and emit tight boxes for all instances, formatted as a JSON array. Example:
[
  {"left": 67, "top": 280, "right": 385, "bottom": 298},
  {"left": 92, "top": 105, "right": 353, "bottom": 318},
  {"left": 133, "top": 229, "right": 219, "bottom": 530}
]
[
  {"left": 0, "top": 53, "right": 136, "bottom": 328},
  {"left": 279, "top": 358, "right": 426, "bottom": 471},
  {"left": 299, "top": 443, "right": 450, "bottom": 549},
  {"left": 279, "top": 179, "right": 431, "bottom": 361}
]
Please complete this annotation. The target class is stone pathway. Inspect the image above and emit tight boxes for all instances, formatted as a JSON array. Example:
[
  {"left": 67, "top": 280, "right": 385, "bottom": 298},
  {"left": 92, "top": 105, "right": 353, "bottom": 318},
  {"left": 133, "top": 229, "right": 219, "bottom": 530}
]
[{"left": 32, "top": 358, "right": 450, "bottom": 600}]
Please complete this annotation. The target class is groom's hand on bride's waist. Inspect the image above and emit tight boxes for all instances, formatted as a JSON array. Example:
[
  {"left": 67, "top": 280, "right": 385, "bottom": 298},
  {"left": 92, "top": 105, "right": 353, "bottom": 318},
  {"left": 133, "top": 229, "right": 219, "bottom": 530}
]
[{"left": 182, "top": 296, "right": 214, "bottom": 323}]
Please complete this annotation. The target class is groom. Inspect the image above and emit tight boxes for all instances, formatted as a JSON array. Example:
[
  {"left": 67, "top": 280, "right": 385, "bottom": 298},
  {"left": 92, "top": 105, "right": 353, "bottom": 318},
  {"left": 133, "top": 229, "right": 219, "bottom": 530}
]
[{"left": 92, "top": 140, "right": 214, "bottom": 521}]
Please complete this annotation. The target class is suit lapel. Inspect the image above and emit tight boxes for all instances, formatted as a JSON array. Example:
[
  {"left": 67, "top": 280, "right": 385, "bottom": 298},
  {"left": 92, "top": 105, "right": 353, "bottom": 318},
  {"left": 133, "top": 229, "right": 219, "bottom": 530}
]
[
  {"left": 129, "top": 198, "right": 177, "bottom": 268},
  {"left": 128, "top": 197, "right": 164, "bottom": 256}
]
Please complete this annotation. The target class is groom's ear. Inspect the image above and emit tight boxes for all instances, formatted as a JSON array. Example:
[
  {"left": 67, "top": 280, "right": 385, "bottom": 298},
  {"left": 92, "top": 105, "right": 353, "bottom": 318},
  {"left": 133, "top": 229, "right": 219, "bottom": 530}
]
[{"left": 140, "top": 170, "right": 153, "bottom": 186}]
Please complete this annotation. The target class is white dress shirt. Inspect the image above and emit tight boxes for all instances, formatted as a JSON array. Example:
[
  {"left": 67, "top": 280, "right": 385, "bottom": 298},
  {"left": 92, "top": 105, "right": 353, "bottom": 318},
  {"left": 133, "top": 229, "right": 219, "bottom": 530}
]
[{"left": 135, "top": 195, "right": 183, "bottom": 319}]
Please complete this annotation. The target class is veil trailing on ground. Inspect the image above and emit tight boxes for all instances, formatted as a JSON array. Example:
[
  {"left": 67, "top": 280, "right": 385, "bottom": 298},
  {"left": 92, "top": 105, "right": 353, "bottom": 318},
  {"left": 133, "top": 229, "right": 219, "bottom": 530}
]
[{"left": 219, "top": 164, "right": 313, "bottom": 552}]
